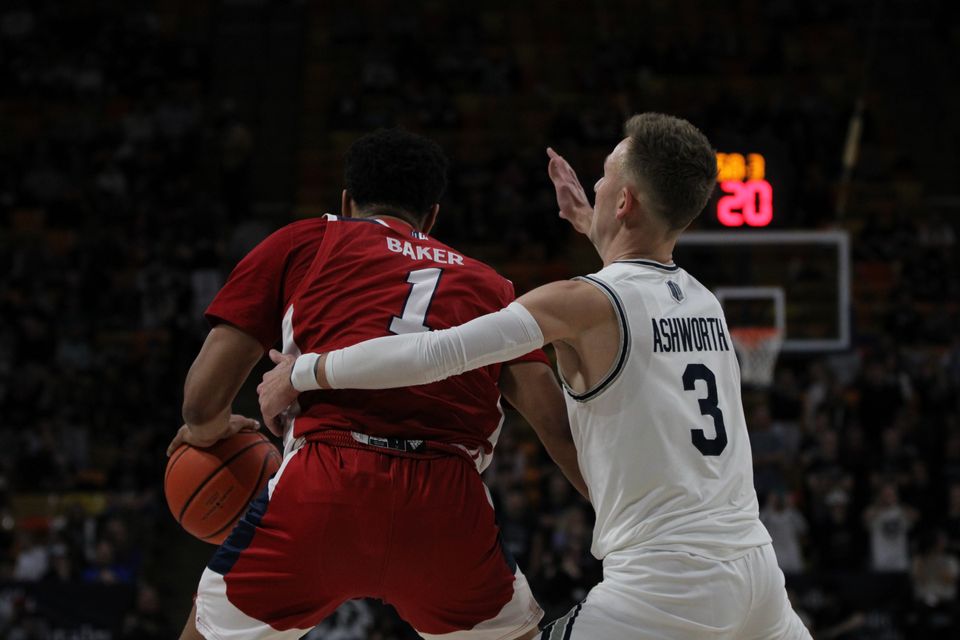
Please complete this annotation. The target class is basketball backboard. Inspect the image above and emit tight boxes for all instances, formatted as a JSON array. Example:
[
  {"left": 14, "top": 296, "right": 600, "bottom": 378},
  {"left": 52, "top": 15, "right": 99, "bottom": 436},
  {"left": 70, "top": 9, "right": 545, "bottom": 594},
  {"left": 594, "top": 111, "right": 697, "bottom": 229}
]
[{"left": 675, "top": 231, "right": 850, "bottom": 353}]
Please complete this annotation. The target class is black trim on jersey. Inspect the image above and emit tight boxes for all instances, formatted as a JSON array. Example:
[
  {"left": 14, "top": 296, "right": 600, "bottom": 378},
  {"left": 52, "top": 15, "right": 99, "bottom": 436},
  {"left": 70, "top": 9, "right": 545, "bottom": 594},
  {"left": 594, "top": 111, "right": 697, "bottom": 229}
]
[
  {"left": 614, "top": 258, "right": 679, "bottom": 272},
  {"left": 562, "top": 275, "right": 630, "bottom": 403},
  {"left": 561, "top": 601, "right": 584, "bottom": 640},
  {"left": 540, "top": 600, "right": 585, "bottom": 640}
]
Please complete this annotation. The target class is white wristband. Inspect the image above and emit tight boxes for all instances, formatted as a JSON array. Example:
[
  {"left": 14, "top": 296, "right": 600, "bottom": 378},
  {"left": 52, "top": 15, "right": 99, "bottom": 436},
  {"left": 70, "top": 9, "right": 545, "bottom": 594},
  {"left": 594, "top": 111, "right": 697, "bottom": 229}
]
[{"left": 290, "top": 353, "right": 322, "bottom": 391}]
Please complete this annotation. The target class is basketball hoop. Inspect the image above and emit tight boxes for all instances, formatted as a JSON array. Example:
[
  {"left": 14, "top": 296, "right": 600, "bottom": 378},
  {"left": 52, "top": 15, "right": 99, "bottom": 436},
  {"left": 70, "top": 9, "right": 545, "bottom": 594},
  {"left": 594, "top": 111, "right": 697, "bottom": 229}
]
[{"left": 730, "top": 327, "right": 784, "bottom": 387}]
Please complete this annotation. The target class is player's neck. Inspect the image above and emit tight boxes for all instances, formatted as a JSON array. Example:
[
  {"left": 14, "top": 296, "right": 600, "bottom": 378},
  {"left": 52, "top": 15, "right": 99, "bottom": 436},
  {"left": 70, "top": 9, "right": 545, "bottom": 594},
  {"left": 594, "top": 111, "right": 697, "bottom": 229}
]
[
  {"left": 605, "top": 250, "right": 674, "bottom": 266},
  {"left": 376, "top": 214, "right": 419, "bottom": 231},
  {"left": 355, "top": 212, "right": 422, "bottom": 233},
  {"left": 601, "top": 234, "right": 676, "bottom": 267}
]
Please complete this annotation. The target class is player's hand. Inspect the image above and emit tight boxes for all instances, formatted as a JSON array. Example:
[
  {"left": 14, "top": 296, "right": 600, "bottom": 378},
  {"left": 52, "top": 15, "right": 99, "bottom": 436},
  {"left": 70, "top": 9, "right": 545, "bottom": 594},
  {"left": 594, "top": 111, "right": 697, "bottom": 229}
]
[
  {"left": 257, "top": 349, "right": 299, "bottom": 436},
  {"left": 165, "top": 414, "right": 260, "bottom": 456},
  {"left": 547, "top": 147, "right": 593, "bottom": 235}
]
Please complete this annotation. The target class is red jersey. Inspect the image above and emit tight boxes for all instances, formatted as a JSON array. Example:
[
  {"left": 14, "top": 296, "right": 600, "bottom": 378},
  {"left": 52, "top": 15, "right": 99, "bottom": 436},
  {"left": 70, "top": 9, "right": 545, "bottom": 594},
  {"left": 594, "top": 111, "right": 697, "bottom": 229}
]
[{"left": 206, "top": 214, "right": 547, "bottom": 455}]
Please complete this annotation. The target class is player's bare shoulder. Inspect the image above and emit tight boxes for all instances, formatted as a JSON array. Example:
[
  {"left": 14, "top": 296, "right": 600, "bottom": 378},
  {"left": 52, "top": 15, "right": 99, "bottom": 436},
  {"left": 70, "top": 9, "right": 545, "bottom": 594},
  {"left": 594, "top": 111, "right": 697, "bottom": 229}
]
[{"left": 517, "top": 279, "right": 617, "bottom": 344}]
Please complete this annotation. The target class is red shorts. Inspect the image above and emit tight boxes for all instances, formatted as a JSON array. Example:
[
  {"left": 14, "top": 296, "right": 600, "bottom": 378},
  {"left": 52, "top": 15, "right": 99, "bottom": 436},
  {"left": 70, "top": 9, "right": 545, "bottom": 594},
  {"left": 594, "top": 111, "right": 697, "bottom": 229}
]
[{"left": 194, "top": 435, "right": 542, "bottom": 640}]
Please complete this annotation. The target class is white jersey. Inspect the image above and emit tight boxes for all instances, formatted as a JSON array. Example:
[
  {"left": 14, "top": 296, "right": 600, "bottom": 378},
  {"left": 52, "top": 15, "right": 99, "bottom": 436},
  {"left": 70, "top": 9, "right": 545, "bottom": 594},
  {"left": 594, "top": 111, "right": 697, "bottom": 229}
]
[{"left": 563, "top": 260, "right": 771, "bottom": 560}]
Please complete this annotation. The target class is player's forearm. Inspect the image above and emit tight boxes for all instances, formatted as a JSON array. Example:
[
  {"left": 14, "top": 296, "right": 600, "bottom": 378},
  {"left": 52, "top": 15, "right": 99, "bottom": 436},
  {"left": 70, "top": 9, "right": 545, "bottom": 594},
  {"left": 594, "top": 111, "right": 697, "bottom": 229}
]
[
  {"left": 294, "top": 303, "right": 544, "bottom": 391},
  {"left": 539, "top": 434, "right": 589, "bottom": 500},
  {"left": 182, "top": 364, "right": 236, "bottom": 427},
  {"left": 181, "top": 405, "right": 232, "bottom": 440},
  {"left": 182, "top": 325, "right": 263, "bottom": 425},
  {"left": 499, "top": 362, "right": 589, "bottom": 499}
]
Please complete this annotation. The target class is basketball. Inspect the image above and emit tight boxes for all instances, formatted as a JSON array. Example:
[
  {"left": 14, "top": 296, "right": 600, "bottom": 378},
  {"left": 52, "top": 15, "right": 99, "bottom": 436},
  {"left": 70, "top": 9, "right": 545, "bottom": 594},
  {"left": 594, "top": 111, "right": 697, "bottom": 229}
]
[{"left": 164, "top": 431, "right": 282, "bottom": 544}]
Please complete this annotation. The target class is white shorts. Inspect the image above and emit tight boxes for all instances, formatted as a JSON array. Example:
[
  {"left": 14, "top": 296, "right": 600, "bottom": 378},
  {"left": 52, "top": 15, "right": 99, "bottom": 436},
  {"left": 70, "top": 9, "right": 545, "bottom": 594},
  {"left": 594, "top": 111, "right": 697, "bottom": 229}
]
[{"left": 541, "top": 544, "right": 811, "bottom": 640}]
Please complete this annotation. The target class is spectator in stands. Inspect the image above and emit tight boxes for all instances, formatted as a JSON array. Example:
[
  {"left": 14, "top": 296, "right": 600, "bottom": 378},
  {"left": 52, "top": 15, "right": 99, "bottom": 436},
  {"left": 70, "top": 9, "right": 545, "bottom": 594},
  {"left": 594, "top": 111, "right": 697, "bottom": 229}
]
[
  {"left": 856, "top": 357, "right": 910, "bottom": 435},
  {"left": 871, "top": 425, "right": 920, "bottom": 493},
  {"left": 912, "top": 529, "right": 959, "bottom": 606},
  {"left": 497, "top": 485, "right": 538, "bottom": 570},
  {"left": 945, "top": 483, "right": 960, "bottom": 555},
  {"left": 41, "top": 540, "right": 75, "bottom": 583},
  {"left": 943, "top": 434, "right": 960, "bottom": 489},
  {"left": 910, "top": 529, "right": 959, "bottom": 637},
  {"left": 11, "top": 531, "right": 48, "bottom": 582},
  {"left": 803, "top": 427, "right": 854, "bottom": 523},
  {"left": 120, "top": 582, "right": 173, "bottom": 640},
  {"left": 761, "top": 491, "right": 808, "bottom": 574},
  {"left": 748, "top": 403, "right": 789, "bottom": 496},
  {"left": 864, "top": 483, "right": 918, "bottom": 573},
  {"left": 812, "top": 488, "right": 864, "bottom": 571},
  {"left": 81, "top": 539, "right": 135, "bottom": 584}
]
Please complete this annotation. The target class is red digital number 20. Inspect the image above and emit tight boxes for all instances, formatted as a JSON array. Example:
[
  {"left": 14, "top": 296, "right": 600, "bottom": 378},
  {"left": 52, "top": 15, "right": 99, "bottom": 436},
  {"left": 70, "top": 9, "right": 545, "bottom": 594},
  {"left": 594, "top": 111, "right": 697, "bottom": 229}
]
[{"left": 717, "top": 179, "right": 773, "bottom": 227}]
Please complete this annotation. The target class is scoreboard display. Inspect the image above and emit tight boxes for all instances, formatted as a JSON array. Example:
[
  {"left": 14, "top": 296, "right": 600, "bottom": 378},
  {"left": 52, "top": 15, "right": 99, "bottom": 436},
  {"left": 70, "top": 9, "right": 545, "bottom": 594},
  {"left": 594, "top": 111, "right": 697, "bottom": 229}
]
[{"left": 715, "top": 152, "right": 773, "bottom": 227}]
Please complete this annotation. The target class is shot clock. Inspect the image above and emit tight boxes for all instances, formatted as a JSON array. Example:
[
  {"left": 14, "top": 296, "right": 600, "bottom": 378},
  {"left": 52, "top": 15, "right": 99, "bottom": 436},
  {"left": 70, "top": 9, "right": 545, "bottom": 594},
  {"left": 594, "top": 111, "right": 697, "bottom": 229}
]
[{"left": 715, "top": 153, "right": 773, "bottom": 227}]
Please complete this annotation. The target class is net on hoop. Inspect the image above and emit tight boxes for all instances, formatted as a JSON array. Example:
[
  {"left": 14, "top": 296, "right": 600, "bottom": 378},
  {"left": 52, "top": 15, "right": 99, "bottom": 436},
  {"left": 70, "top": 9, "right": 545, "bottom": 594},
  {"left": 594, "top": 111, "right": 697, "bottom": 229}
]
[{"left": 730, "top": 327, "right": 784, "bottom": 387}]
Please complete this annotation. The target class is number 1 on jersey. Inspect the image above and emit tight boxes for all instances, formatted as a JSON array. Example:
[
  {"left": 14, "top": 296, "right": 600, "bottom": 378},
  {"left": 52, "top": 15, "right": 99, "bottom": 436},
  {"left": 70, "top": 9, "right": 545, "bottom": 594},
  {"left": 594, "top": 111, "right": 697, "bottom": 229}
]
[{"left": 390, "top": 268, "right": 443, "bottom": 334}]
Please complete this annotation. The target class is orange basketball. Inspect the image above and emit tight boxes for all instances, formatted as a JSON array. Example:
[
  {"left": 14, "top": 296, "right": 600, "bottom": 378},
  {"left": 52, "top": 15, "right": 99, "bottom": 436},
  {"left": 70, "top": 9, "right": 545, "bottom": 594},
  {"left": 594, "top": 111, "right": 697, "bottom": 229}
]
[{"left": 164, "top": 431, "right": 282, "bottom": 544}]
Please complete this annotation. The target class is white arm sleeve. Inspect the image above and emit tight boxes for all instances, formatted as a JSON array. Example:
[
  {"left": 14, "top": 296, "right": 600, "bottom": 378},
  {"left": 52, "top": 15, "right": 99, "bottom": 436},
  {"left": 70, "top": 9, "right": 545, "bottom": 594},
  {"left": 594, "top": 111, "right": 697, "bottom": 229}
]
[{"left": 323, "top": 301, "right": 544, "bottom": 389}]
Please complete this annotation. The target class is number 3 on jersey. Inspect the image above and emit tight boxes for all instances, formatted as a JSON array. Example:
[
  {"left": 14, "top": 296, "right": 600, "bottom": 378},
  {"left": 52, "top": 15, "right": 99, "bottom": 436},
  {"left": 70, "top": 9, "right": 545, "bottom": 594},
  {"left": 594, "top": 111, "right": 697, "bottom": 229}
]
[
  {"left": 389, "top": 268, "right": 443, "bottom": 334},
  {"left": 682, "top": 364, "right": 728, "bottom": 456}
]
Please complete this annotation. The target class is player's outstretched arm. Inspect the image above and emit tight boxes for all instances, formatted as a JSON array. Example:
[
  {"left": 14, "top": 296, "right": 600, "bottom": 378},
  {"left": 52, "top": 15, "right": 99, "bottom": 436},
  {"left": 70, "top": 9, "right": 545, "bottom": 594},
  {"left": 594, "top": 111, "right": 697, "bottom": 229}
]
[
  {"left": 546, "top": 147, "right": 593, "bottom": 236},
  {"left": 166, "top": 324, "right": 265, "bottom": 455},
  {"left": 499, "top": 362, "right": 590, "bottom": 500},
  {"left": 256, "top": 280, "right": 607, "bottom": 415}
]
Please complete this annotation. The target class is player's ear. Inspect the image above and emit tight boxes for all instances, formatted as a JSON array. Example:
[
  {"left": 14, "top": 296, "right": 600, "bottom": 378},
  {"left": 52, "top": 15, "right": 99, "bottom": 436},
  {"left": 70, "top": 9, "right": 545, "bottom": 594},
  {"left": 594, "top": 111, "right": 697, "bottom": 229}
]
[
  {"left": 421, "top": 204, "right": 440, "bottom": 235},
  {"left": 615, "top": 187, "right": 634, "bottom": 221},
  {"left": 341, "top": 190, "right": 353, "bottom": 218}
]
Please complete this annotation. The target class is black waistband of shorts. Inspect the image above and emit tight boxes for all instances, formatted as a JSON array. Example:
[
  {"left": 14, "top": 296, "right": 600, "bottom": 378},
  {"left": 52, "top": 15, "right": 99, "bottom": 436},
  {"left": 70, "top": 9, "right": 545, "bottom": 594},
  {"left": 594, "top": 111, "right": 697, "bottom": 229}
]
[{"left": 302, "top": 430, "right": 476, "bottom": 465}]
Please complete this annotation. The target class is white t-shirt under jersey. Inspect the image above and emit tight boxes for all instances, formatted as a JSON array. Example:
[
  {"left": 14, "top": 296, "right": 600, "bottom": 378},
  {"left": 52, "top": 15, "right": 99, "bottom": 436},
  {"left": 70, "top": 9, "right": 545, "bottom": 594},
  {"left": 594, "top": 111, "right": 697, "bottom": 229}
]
[{"left": 562, "top": 260, "right": 771, "bottom": 561}]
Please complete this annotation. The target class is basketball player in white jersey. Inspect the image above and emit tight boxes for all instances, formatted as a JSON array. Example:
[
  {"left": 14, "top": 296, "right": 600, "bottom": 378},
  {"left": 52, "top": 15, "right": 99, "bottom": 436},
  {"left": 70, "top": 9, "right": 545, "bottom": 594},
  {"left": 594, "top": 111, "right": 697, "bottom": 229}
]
[{"left": 258, "top": 113, "right": 812, "bottom": 639}]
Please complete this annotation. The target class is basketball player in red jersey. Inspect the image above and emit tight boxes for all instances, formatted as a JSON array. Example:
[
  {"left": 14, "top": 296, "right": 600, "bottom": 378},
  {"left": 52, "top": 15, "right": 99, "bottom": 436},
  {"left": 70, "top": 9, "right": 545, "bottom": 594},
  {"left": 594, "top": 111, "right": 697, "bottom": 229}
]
[{"left": 168, "top": 128, "right": 586, "bottom": 640}]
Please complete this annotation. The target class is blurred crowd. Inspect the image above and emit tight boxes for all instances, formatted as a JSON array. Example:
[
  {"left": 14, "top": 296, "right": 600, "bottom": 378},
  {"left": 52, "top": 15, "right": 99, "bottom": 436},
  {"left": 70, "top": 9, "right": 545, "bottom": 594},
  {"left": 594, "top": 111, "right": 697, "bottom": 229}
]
[
  {"left": 0, "top": 1, "right": 218, "bottom": 637},
  {"left": 1, "top": 1, "right": 959, "bottom": 638}
]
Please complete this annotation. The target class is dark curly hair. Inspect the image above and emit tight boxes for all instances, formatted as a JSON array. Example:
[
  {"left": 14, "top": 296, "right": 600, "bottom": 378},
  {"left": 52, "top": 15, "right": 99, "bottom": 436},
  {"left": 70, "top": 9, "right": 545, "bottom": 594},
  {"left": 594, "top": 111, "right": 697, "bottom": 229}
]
[
  {"left": 344, "top": 128, "right": 449, "bottom": 227},
  {"left": 623, "top": 113, "right": 718, "bottom": 230}
]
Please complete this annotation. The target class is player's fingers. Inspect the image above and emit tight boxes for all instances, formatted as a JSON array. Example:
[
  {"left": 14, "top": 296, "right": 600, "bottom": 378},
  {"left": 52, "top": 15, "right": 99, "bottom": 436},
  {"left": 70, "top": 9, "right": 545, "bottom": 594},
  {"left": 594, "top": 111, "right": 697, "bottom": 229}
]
[
  {"left": 547, "top": 157, "right": 559, "bottom": 178},
  {"left": 236, "top": 416, "right": 260, "bottom": 430},
  {"left": 258, "top": 369, "right": 279, "bottom": 392},
  {"left": 266, "top": 406, "right": 285, "bottom": 436},
  {"left": 259, "top": 394, "right": 274, "bottom": 424},
  {"left": 266, "top": 414, "right": 284, "bottom": 438},
  {"left": 547, "top": 147, "right": 568, "bottom": 167},
  {"left": 268, "top": 348, "right": 284, "bottom": 364},
  {"left": 259, "top": 368, "right": 277, "bottom": 388},
  {"left": 547, "top": 151, "right": 565, "bottom": 172},
  {"left": 547, "top": 151, "right": 570, "bottom": 173},
  {"left": 223, "top": 415, "right": 260, "bottom": 440},
  {"left": 166, "top": 425, "right": 187, "bottom": 456}
]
